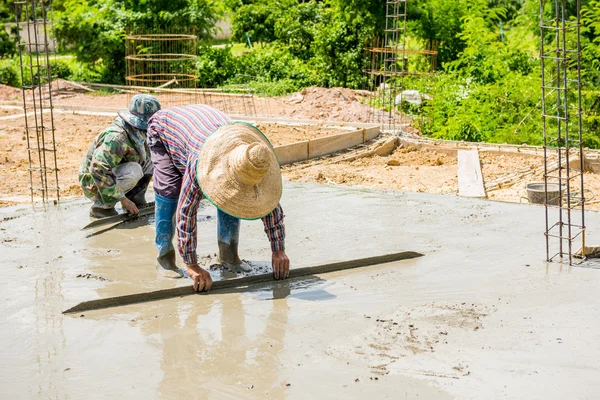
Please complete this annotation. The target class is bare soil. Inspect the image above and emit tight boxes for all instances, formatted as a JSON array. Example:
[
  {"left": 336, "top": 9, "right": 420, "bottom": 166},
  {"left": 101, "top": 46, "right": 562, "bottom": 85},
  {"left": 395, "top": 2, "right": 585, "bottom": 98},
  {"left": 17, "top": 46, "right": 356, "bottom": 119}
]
[
  {"left": 2, "top": 84, "right": 599, "bottom": 210},
  {"left": 0, "top": 112, "right": 347, "bottom": 201},
  {"left": 0, "top": 113, "right": 114, "bottom": 201},
  {"left": 254, "top": 122, "right": 348, "bottom": 147},
  {"left": 282, "top": 144, "right": 600, "bottom": 210},
  {"left": 0, "top": 108, "right": 23, "bottom": 117},
  {"left": 0, "top": 83, "right": 379, "bottom": 123}
]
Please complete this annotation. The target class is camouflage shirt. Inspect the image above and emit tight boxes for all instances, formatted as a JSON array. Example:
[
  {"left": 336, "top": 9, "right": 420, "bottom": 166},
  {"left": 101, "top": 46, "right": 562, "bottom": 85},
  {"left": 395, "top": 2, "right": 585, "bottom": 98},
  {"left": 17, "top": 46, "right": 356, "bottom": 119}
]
[{"left": 79, "top": 117, "right": 150, "bottom": 207}]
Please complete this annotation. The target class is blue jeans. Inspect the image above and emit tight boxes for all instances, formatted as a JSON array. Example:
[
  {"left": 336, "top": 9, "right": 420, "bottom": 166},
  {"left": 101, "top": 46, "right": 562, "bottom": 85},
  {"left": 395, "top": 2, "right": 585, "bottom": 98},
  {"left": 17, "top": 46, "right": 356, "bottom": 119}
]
[{"left": 150, "top": 138, "right": 240, "bottom": 255}]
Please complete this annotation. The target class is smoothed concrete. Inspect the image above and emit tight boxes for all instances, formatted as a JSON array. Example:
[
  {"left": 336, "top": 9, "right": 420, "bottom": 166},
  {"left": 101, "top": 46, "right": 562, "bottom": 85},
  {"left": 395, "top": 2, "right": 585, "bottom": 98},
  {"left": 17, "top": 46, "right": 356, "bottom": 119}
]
[{"left": 1, "top": 182, "right": 600, "bottom": 399}]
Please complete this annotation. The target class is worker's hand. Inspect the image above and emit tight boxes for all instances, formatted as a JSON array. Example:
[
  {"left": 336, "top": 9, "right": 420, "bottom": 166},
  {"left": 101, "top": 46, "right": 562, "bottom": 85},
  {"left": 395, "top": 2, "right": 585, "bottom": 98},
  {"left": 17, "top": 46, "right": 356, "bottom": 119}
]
[
  {"left": 187, "top": 264, "right": 213, "bottom": 292},
  {"left": 272, "top": 250, "right": 290, "bottom": 280},
  {"left": 120, "top": 198, "right": 139, "bottom": 215}
]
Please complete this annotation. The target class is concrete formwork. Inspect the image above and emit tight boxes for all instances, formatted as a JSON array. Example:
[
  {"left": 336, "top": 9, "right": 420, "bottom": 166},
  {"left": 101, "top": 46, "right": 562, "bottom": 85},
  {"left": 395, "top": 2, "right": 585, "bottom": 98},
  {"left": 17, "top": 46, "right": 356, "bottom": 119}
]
[
  {"left": 274, "top": 126, "right": 380, "bottom": 165},
  {"left": 1, "top": 182, "right": 600, "bottom": 398}
]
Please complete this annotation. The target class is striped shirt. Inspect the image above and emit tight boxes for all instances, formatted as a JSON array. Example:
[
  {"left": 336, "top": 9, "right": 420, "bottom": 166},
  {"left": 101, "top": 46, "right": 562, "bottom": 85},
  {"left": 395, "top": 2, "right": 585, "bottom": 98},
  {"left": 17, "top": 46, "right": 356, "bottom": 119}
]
[{"left": 147, "top": 104, "right": 285, "bottom": 265}]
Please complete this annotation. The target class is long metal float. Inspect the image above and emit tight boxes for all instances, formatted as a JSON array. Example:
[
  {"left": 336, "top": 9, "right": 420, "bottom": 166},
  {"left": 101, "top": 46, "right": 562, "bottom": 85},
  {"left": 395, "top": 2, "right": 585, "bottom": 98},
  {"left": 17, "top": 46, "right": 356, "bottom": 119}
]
[
  {"left": 63, "top": 251, "right": 423, "bottom": 314},
  {"left": 82, "top": 202, "right": 155, "bottom": 230}
]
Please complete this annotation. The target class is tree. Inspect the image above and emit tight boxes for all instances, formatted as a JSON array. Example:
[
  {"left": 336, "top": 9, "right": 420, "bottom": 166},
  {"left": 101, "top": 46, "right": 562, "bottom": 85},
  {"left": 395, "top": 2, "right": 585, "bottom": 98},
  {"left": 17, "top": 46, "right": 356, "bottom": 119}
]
[
  {"left": 230, "top": 0, "right": 296, "bottom": 46},
  {"left": 408, "top": 0, "right": 470, "bottom": 68},
  {"left": 0, "top": 0, "right": 16, "bottom": 23},
  {"left": 274, "top": 2, "right": 322, "bottom": 59},
  {"left": 0, "top": 23, "right": 16, "bottom": 58},
  {"left": 52, "top": 0, "right": 223, "bottom": 83}
]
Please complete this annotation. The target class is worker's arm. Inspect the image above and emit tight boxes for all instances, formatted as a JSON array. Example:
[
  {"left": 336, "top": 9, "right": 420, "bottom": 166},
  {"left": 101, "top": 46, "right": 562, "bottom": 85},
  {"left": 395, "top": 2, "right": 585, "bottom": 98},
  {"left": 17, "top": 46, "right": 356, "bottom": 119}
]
[
  {"left": 177, "top": 162, "right": 213, "bottom": 292},
  {"left": 262, "top": 204, "right": 290, "bottom": 280},
  {"left": 89, "top": 133, "right": 138, "bottom": 214}
]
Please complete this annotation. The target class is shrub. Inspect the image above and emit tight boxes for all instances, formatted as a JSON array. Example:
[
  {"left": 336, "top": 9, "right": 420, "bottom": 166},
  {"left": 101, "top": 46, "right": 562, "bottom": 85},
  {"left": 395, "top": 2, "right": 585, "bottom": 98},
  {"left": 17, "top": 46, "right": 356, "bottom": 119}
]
[
  {"left": 0, "top": 24, "right": 16, "bottom": 59},
  {"left": 0, "top": 63, "right": 19, "bottom": 86},
  {"left": 196, "top": 46, "right": 238, "bottom": 87},
  {"left": 231, "top": 46, "right": 319, "bottom": 89}
]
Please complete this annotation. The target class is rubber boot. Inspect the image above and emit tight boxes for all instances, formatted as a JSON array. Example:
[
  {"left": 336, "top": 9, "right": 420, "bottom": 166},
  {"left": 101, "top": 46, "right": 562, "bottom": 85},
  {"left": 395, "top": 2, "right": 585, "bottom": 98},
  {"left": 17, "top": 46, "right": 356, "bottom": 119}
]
[
  {"left": 126, "top": 174, "right": 152, "bottom": 208},
  {"left": 155, "top": 193, "right": 183, "bottom": 279},
  {"left": 217, "top": 209, "right": 250, "bottom": 272},
  {"left": 89, "top": 206, "right": 119, "bottom": 219}
]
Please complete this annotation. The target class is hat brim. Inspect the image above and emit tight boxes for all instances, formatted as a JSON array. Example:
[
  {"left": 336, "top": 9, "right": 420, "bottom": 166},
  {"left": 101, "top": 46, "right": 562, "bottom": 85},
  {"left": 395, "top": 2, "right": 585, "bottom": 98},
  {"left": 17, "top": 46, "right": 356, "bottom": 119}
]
[
  {"left": 197, "top": 122, "right": 282, "bottom": 220},
  {"left": 118, "top": 110, "right": 149, "bottom": 130}
]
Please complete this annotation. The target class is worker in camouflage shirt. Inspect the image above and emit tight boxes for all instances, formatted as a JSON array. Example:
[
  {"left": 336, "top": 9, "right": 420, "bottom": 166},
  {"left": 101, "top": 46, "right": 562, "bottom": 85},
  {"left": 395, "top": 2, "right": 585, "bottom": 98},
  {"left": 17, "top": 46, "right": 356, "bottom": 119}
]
[{"left": 79, "top": 94, "right": 161, "bottom": 218}]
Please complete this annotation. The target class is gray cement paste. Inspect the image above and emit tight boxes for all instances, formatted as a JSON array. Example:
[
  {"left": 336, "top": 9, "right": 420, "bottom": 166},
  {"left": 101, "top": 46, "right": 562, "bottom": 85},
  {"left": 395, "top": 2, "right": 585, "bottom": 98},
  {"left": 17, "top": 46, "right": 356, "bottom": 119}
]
[{"left": 1, "top": 181, "right": 600, "bottom": 399}]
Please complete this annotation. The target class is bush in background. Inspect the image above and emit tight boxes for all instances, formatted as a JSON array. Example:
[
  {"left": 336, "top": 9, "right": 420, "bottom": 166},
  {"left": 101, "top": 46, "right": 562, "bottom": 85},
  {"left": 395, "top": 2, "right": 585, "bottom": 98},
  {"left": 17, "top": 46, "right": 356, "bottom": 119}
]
[
  {"left": 0, "top": 23, "right": 16, "bottom": 59},
  {"left": 0, "top": 62, "right": 19, "bottom": 86}
]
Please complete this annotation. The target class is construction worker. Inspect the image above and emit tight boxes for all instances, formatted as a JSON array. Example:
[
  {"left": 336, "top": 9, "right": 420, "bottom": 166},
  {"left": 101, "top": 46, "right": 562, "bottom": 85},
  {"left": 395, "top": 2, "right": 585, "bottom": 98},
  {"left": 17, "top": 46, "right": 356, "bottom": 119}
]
[
  {"left": 79, "top": 94, "right": 161, "bottom": 218},
  {"left": 147, "top": 104, "right": 290, "bottom": 289}
]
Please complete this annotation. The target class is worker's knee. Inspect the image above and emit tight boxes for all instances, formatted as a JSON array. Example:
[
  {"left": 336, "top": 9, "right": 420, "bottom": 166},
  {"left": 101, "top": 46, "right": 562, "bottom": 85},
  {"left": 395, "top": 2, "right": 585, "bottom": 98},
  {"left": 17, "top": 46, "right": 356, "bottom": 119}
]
[{"left": 114, "top": 162, "right": 144, "bottom": 192}]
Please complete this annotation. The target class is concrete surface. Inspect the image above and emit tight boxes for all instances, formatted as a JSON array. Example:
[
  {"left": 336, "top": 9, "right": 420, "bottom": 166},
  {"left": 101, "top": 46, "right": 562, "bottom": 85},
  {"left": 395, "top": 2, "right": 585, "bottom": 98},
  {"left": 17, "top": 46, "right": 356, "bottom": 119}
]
[{"left": 1, "top": 182, "right": 600, "bottom": 399}]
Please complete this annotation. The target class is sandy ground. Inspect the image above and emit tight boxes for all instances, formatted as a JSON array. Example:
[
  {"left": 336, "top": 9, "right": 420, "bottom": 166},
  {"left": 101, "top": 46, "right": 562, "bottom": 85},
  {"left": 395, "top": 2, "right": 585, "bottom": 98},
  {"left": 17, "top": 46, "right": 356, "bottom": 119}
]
[
  {"left": 0, "top": 108, "right": 23, "bottom": 117},
  {"left": 2, "top": 84, "right": 599, "bottom": 210},
  {"left": 0, "top": 111, "right": 349, "bottom": 202},
  {"left": 2, "top": 182, "right": 600, "bottom": 398},
  {"left": 0, "top": 82, "right": 378, "bottom": 123},
  {"left": 282, "top": 144, "right": 600, "bottom": 211}
]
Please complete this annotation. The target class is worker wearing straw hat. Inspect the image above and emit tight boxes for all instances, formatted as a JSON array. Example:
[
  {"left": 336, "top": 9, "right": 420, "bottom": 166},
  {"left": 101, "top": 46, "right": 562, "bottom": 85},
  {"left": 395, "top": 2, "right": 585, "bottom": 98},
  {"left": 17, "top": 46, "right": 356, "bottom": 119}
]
[{"left": 147, "top": 104, "right": 289, "bottom": 290}]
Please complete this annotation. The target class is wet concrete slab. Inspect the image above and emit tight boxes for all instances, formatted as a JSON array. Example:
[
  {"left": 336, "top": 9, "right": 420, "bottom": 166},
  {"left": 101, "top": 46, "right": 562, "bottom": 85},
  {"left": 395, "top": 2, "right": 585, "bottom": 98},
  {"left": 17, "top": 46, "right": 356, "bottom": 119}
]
[{"left": 1, "top": 182, "right": 600, "bottom": 399}]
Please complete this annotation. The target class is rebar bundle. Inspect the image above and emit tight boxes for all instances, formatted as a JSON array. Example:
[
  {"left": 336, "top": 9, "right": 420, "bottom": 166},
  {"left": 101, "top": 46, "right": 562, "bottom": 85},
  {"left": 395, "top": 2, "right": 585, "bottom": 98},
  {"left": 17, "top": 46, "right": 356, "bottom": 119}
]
[
  {"left": 363, "top": 0, "right": 437, "bottom": 132},
  {"left": 124, "top": 30, "right": 258, "bottom": 116},
  {"left": 540, "top": 0, "right": 585, "bottom": 264},
  {"left": 125, "top": 31, "right": 199, "bottom": 107},
  {"left": 14, "top": 0, "right": 60, "bottom": 203}
]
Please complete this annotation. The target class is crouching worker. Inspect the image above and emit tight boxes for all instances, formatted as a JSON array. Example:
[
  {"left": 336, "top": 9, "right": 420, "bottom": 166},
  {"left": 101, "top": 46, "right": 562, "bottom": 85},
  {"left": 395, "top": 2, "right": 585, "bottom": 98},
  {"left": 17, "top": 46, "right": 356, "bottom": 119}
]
[
  {"left": 147, "top": 104, "right": 290, "bottom": 289},
  {"left": 79, "top": 95, "right": 161, "bottom": 218}
]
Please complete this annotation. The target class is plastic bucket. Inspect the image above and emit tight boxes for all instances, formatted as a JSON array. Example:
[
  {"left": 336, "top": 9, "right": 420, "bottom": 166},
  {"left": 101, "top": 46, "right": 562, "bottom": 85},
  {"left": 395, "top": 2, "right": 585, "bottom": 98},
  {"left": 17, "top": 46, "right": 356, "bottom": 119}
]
[{"left": 526, "top": 182, "right": 565, "bottom": 206}]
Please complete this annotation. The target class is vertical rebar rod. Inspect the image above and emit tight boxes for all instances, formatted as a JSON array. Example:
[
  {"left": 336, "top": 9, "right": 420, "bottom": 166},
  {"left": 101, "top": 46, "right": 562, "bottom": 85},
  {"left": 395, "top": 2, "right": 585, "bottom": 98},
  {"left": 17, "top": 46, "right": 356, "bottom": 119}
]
[
  {"left": 14, "top": 1, "right": 35, "bottom": 203},
  {"left": 41, "top": 0, "right": 59, "bottom": 201},
  {"left": 540, "top": 0, "right": 550, "bottom": 261},
  {"left": 559, "top": 0, "right": 573, "bottom": 263},
  {"left": 31, "top": 0, "right": 50, "bottom": 202},
  {"left": 554, "top": 0, "right": 564, "bottom": 259},
  {"left": 24, "top": 2, "right": 46, "bottom": 202},
  {"left": 576, "top": 0, "right": 585, "bottom": 254},
  {"left": 541, "top": 0, "right": 585, "bottom": 264}
]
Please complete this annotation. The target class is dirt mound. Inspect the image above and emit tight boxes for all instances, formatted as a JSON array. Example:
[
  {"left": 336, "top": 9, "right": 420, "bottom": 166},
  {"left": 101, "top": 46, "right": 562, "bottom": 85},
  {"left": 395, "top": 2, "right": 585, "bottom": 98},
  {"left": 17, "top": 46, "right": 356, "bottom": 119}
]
[
  {"left": 296, "top": 86, "right": 358, "bottom": 103},
  {"left": 0, "top": 80, "right": 93, "bottom": 103},
  {"left": 0, "top": 84, "right": 22, "bottom": 101},
  {"left": 278, "top": 86, "right": 371, "bottom": 122}
]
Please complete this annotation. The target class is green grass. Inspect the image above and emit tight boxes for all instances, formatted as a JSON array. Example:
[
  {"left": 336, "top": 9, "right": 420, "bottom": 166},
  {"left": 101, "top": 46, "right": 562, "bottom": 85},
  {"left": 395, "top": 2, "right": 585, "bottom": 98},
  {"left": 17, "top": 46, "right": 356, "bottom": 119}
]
[
  {"left": 204, "top": 40, "right": 250, "bottom": 57},
  {"left": 229, "top": 42, "right": 250, "bottom": 56}
]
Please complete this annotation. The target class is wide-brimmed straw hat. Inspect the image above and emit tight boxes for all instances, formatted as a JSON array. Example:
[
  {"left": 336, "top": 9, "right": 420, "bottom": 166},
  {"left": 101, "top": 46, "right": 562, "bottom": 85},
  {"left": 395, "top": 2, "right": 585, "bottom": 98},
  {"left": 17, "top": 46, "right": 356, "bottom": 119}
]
[
  {"left": 118, "top": 94, "right": 161, "bottom": 130},
  {"left": 197, "top": 122, "right": 282, "bottom": 220}
]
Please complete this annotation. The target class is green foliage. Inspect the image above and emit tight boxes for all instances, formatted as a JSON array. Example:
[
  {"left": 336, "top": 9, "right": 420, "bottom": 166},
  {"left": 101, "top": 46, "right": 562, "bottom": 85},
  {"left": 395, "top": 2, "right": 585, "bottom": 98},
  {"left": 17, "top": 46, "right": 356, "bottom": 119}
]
[
  {"left": 0, "top": 55, "right": 105, "bottom": 86},
  {"left": 196, "top": 45, "right": 238, "bottom": 87},
  {"left": 231, "top": 3, "right": 273, "bottom": 45},
  {"left": 423, "top": 72, "right": 542, "bottom": 144},
  {"left": 445, "top": 1, "right": 509, "bottom": 83},
  {"left": 52, "top": 0, "right": 223, "bottom": 83},
  {"left": 0, "top": 0, "right": 16, "bottom": 23},
  {"left": 407, "top": 0, "right": 470, "bottom": 67},
  {"left": 310, "top": 9, "right": 365, "bottom": 87},
  {"left": 230, "top": 0, "right": 383, "bottom": 88},
  {"left": 274, "top": 2, "right": 322, "bottom": 59},
  {"left": 231, "top": 45, "right": 319, "bottom": 89},
  {"left": 581, "top": 0, "right": 600, "bottom": 146},
  {"left": 1, "top": 0, "right": 595, "bottom": 149},
  {"left": 0, "top": 23, "right": 16, "bottom": 58},
  {"left": 407, "top": 0, "right": 598, "bottom": 147},
  {"left": 488, "top": 0, "right": 524, "bottom": 21},
  {"left": 0, "top": 62, "right": 19, "bottom": 86}
]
